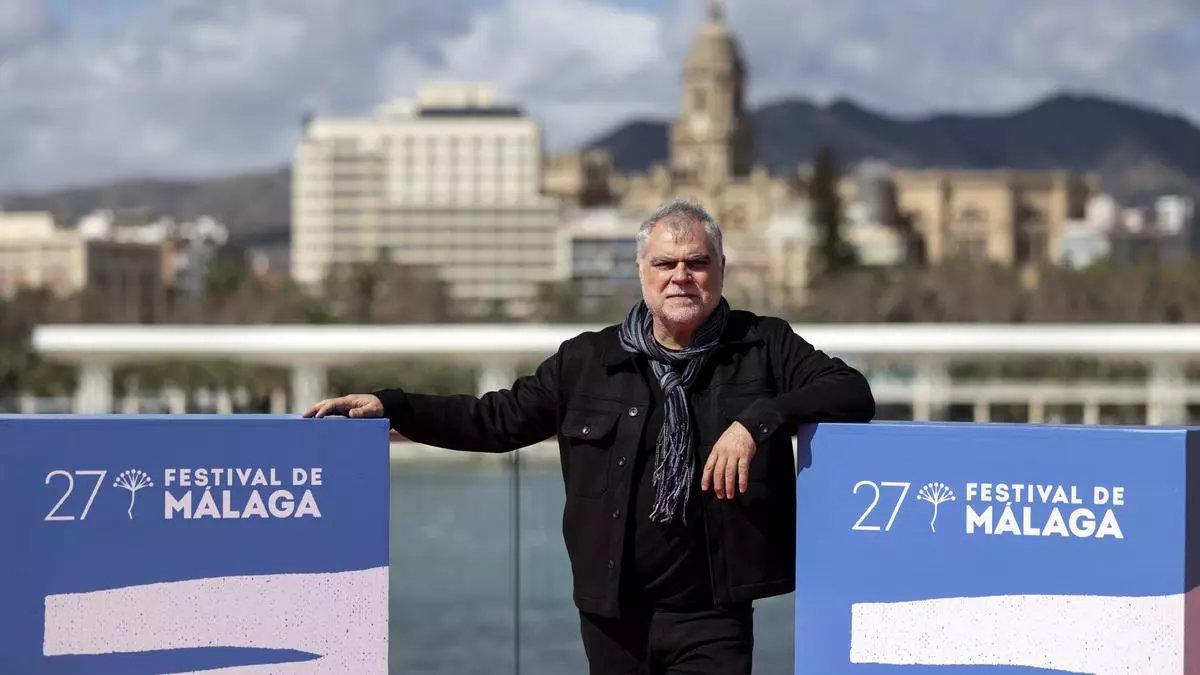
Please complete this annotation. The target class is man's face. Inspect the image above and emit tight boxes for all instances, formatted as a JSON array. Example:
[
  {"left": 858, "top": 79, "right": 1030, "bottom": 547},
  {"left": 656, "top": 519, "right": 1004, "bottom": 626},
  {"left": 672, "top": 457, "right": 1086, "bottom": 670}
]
[{"left": 637, "top": 218, "right": 724, "bottom": 330}]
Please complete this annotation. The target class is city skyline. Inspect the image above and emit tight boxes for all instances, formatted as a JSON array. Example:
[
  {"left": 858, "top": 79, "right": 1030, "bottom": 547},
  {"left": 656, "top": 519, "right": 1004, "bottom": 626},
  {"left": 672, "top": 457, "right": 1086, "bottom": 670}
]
[{"left": 1, "top": 0, "right": 1198, "bottom": 192}]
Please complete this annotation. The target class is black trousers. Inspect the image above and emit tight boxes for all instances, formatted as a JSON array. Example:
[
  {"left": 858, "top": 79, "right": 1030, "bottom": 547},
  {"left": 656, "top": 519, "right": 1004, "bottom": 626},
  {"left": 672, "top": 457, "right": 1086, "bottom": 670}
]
[{"left": 578, "top": 603, "right": 754, "bottom": 675}]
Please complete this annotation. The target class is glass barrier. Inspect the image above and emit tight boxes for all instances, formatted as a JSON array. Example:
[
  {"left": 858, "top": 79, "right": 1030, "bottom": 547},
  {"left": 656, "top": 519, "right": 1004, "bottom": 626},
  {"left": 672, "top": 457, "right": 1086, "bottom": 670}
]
[
  {"left": 390, "top": 456, "right": 517, "bottom": 673},
  {"left": 389, "top": 447, "right": 795, "bottom": 674}
]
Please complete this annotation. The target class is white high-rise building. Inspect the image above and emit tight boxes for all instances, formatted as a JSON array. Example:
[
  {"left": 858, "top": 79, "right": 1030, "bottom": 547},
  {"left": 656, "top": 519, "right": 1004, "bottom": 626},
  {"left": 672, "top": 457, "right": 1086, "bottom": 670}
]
[{"left": 292, "top": 83, "right": 564, "bottom": 316}]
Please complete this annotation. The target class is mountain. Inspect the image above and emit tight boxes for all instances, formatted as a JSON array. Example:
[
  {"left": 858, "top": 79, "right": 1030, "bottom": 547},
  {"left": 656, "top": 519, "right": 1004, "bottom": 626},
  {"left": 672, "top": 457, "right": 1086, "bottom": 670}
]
[
  {"left": 0, "top": 167, "right": 291, "bottom": 244},
  {"left": 586, "top": 93, "right": 1200, "bottom": 204},
  {"left": 585, "top": 120, "right": 671, "bottom": 173},
  {"left": 3, "top": 93, "right": 1197, "bottom": 237}
]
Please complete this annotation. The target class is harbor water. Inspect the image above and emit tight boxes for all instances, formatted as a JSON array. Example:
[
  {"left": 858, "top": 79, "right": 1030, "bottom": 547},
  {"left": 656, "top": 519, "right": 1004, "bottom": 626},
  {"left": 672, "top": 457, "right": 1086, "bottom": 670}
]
[{"left": 389, "top": 458, "right": 795, "bottom": 673}]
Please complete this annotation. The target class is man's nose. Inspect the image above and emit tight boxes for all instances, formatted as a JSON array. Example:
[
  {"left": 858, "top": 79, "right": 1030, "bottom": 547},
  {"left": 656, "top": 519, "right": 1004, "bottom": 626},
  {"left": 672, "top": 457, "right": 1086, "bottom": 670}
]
[{"left": 670, "top": 263, "right": 690, "bottom": 283}]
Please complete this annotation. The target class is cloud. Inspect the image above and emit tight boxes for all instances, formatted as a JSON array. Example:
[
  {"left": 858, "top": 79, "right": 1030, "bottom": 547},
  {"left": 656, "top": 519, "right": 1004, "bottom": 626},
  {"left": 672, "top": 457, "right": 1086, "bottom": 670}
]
[
  {"left": 0, "top": 0, "right": 479, "bottom": 191},
  {"left": 730, "top": 0, "right": 1200, "bottom": 120},
  {"left": 0, "top": 0, "right": 58, "bottom": 58},
  {"left": 0, "top": 0, "right": 1197, "bottom": 192},
  {"left": 434, "top": 0, "right": 667, "bottom": 149}
]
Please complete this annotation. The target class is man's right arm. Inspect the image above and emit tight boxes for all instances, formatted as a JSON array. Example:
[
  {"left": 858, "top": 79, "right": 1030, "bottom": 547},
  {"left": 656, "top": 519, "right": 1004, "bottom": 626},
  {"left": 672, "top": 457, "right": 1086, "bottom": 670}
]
[{"left": 371, "top": 348, "right": 561, "bottom": 453}]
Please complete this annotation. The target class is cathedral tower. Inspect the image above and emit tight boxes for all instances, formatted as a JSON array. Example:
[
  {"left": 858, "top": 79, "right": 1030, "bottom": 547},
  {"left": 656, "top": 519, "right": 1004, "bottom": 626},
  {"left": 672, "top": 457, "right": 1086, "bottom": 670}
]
[{"left": 669, "top": 0, "right": 755, "bottom": 186}]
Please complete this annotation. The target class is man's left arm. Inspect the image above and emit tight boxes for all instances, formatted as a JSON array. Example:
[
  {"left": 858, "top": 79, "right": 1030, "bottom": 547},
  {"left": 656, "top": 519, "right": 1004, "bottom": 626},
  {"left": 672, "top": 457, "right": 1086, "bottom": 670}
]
[
  {"left": 733, "top": 319, "right": 875, "bottom": 449},
  {"left": 703, "top": 318, "right": 874, "bottom": 498}
]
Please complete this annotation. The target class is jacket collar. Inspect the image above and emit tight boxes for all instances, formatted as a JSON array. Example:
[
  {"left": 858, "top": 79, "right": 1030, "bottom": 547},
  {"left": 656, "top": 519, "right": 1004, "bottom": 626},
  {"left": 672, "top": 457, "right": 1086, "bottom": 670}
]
[{"left": 598, "top": 310, "right": 762, "bottom": 367}]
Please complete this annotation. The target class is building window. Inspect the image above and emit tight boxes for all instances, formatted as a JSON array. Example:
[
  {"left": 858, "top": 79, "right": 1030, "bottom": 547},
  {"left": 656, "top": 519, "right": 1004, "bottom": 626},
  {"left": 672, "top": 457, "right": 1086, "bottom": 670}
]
[
  {"left": 1015, "top": 227, "right": 1046, "bottom": 264},
  {"left": 959, "top": 205, "right": 986, "bottom": 223},
  {"left": 692, "top": 89, "right": 706, "bottom": 112},
  {"left": 954, "top": 236, "right": 988, "bottom": 261}
]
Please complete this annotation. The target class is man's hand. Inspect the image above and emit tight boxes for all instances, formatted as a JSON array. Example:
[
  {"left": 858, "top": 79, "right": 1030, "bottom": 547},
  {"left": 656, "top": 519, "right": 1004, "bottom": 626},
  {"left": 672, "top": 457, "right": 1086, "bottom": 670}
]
[
  {"left": 700, "top": 421, "right": 757, "bottom": 500},
  {"left": 302, "top": 394, "right": 384, "bottom": 419}
]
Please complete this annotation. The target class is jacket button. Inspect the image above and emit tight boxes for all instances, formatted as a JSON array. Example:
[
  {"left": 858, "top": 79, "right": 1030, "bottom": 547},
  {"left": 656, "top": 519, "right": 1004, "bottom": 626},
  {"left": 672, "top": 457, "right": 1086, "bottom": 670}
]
[
  {"left": 616, "top": 456, "right": 627, "bottom": 467},
  {"left": 611, "top": 509, "right": 621, "bottom": 519},
  {"left": 606, "top": 559, "right": 615, "bottom": 570},
  {"left": 581, "top": 425, "right": 591, "bottom": 436},
  {"left": 628, "top": 407, "right": 639, "bottom": 417},
  {"left": 759, "top": 423, "right": 769, "bottom": 434}
]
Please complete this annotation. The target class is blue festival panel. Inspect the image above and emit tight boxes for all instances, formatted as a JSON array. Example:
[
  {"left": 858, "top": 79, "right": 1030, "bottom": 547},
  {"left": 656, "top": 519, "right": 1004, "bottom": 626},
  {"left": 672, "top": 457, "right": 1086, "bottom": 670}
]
[
  {"left": 0, "top": 415, "right": 390, "bottom": 674},
  {"left": 795, "top": 422, "right": 1199, "bottom": 675}
]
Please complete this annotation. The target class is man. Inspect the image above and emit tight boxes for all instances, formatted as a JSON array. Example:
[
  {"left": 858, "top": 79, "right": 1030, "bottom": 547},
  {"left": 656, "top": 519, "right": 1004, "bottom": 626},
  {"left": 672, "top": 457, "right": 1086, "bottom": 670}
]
[{"left": 306, "top": 198, "right": 874, "bottom": 674}]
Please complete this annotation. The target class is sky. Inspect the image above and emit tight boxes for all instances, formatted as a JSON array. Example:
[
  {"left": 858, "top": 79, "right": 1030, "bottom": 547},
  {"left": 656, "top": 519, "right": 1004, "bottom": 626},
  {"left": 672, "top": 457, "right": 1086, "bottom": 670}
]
[{"left": 1, "top": 0, "right": 1198, "bottom": 192}]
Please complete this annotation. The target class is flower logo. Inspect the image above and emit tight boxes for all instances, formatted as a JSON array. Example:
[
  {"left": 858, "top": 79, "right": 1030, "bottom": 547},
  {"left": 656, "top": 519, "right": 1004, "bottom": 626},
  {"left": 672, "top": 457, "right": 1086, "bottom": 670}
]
[
  {"left": 114, "top": 469, "right": 154, "bottom": 520},
  {"left": 917, "top": 482, "right": 955, "bottom": 532}
]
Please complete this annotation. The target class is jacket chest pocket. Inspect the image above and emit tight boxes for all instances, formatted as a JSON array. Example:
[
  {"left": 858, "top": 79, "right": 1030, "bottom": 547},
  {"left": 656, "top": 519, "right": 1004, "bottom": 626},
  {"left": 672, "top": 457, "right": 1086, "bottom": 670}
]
[{"left": 561, "top": 408, "right": 619, "bottom": 498}]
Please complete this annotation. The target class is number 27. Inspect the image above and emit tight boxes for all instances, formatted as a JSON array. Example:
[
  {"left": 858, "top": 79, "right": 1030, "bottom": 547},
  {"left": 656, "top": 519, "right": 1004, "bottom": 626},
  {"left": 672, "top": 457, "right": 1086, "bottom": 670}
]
[
  {"left": 45, "top": 470, "right": 108, "bottom": 521},
  {"left": 851, "top": 481, "right": 910, "bottom": 531}
]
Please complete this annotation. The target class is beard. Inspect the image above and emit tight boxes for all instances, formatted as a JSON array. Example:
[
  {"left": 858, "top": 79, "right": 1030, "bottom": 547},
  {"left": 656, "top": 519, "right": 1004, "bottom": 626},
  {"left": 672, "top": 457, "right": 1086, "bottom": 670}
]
[{"left": 651, "top": 295, "right": 711, "bottom": 326}]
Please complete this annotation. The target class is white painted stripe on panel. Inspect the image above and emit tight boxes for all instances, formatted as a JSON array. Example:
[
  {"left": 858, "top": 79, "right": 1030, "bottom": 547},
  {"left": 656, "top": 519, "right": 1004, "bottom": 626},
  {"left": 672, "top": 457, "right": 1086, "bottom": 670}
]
[
  {"left": 851, "top": 593, "right": 1183, "bottom": 674},
  {"left": 43, "top": 566, "right": 388, "bottom": 674}
]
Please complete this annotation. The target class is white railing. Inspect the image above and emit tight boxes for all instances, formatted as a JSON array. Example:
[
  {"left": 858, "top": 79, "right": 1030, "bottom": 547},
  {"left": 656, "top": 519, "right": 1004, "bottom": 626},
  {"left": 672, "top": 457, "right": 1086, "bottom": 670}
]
[{"left": 26, "top": 323, "right": 1200, "bottom": 424}]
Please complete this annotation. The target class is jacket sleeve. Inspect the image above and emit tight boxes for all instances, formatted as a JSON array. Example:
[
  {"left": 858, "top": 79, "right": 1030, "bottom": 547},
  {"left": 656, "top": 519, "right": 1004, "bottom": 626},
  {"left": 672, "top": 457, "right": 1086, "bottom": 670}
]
[
  {"left": 732, "top": 318, "right": 875, "bottom": 448},
  {"left": 372, "top": 347, "right": 561, "bottom": 452}
]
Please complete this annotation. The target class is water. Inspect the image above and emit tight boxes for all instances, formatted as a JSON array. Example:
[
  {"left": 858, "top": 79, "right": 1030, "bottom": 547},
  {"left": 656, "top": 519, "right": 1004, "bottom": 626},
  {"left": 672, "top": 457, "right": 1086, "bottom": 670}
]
[{"left": 389, "top": 459, "right": 795, "bottom": 674}]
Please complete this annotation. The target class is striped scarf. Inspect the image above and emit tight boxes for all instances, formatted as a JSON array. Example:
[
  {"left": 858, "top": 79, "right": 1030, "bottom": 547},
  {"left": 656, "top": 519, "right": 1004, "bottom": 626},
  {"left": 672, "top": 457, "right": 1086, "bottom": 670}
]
[{"left": 618, "top": 297, "right": 730, "bottom": 523}]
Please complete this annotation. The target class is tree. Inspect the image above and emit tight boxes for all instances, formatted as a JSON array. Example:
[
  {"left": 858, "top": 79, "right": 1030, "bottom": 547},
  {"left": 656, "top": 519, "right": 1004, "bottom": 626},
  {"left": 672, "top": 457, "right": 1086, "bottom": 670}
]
[
  {"left": 203, "top": 246, "right": 252, "bottom": 300},
  {"left": 808, "top": 147, "right": 855, "bottom": 278},
  {"left": 167, "top": 245, "right": 329, "bottom": 324},
  {"left": 529, "top": 279, "right": 635, "bottom": 323},
  {"left": 796, "top": 258, "right": 1027, "bottom": 323},
  {"left": 323, "top": 252, "right": 450, "bottom": 323},
  {"left": 0, "top": 288, "right": 80, "bottom": 399}
]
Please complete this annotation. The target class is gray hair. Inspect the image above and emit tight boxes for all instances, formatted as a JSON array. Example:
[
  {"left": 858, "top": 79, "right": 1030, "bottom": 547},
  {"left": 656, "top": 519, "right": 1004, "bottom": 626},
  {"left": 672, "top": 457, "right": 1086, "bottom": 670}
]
[{"left": 636, "top": 198, "right": 724, "bottom": 261}]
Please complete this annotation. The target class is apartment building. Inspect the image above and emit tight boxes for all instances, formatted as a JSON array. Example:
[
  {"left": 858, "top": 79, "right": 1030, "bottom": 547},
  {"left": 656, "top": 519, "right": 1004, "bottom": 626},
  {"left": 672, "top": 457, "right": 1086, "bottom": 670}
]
[
  {"left": 0, "top": 211, "right": 165, "bottom": 321},
  {"left": 292, "top": 84, "right": 564, "bottom": 316},
  {"left": 893, "top": 169, "right": 1095, "bottom": 266}
]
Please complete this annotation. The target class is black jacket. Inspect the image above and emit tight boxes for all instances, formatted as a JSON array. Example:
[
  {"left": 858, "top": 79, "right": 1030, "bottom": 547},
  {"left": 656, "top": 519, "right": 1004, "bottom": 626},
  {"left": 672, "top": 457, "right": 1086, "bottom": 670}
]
[{"left": 375, "top": 310, "right": 874, "bottom": 617}]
